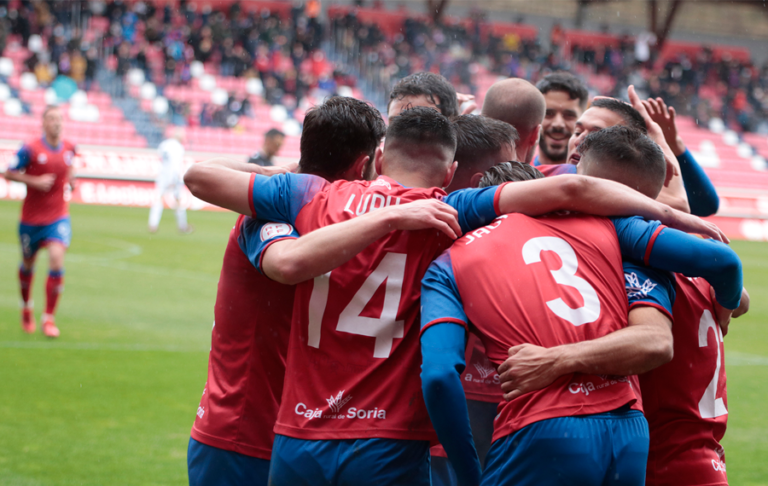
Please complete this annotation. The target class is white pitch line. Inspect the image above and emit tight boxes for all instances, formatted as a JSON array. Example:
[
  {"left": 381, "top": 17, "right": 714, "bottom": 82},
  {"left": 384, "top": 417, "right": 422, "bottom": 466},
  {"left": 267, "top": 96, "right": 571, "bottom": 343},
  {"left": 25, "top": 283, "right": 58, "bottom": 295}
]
[
  {"left": 726, "top": 351, "right": 768, "bottom": 366},
  {"left": 0, "top": 341, "right": 208, "bottom": 353}
]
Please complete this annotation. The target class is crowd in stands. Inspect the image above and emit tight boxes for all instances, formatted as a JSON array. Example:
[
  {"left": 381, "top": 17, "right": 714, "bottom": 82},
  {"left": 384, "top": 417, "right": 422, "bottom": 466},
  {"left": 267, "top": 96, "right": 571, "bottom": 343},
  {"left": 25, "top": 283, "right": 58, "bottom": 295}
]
[{"left": 2, "top": 1, "right": 767, "bottom": 133}]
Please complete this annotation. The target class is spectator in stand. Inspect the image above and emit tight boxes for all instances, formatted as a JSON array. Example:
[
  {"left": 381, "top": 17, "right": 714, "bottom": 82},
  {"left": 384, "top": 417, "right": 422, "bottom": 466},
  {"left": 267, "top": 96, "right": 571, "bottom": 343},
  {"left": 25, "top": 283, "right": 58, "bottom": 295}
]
[
  {"left": 248, "top": 129, "right": 285, "bottom": 167},
  {"left": 534, "top": 72, "right": 589, "bottom": 166}
]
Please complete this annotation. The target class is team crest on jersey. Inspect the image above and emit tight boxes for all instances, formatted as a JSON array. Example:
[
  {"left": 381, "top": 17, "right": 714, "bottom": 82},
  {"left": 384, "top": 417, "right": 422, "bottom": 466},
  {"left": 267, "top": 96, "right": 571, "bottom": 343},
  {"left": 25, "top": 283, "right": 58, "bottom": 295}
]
[
  {"left": 624, "top": 272, "right": 658, "bottom": 298},
  {"left": 474, "top": 363, "right": 496, "bottom": 380},
  {"left": 64, "top": 151, "right": 74, "bottom": 165},
  {"left": 37, "top": 153, "right": 47, "bottom": 164},
  {"left": 260, "top": 222, "right": 294, "bottom": 241},
  {"left": 370, "top": 179, "right": 391, "bottom": 190}
]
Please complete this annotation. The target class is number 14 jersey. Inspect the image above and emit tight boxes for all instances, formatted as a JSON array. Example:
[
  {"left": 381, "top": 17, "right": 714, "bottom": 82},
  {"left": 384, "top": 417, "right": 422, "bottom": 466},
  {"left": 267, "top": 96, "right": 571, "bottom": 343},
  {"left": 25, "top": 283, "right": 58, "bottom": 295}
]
[{"left": 244, "top": 173, "right": 501, "bottom": 442}]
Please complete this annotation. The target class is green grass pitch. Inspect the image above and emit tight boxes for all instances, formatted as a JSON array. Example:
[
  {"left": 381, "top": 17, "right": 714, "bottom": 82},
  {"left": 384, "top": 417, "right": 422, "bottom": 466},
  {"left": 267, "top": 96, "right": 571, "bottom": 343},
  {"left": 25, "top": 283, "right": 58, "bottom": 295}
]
[{"left": 0, "top": 200, "right": 766, "bottom": 485}]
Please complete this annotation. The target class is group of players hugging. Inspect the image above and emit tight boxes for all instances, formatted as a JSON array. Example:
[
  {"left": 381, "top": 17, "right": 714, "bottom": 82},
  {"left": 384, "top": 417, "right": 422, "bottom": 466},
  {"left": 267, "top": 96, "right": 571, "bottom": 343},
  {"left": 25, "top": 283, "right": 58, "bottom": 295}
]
[{"left": 5, "top": 70, "right": 747, "bottom": 486}]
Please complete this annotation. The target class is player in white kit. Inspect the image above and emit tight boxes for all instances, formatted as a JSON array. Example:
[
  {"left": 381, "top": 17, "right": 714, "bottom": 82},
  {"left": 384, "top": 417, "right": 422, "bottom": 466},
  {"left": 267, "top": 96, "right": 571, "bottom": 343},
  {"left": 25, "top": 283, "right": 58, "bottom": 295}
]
[{"left": 149, "top": 128, "right": 192, "bottom": 233}]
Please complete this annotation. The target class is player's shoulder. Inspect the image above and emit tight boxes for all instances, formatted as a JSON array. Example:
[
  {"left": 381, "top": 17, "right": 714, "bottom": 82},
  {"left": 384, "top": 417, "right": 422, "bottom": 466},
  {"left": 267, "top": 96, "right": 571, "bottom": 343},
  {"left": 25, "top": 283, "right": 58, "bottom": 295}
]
[{"left": 674, "top": 273, "right": 712, "bottom": 299}]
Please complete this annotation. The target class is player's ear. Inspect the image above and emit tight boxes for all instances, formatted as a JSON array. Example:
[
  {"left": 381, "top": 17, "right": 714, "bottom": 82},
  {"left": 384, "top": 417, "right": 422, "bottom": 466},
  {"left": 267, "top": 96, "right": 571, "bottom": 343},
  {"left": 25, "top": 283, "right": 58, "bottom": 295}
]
[
  {"left": 469, "top": 172, "right": 484, "bottom": 188},
  {"left": 374, "top": 147, "right": 384, "bottom": 176},
  {"left": 354, "top": 155, "right": 370, "bottom": 180},
  {"left": 442, "top": 160, "right": 459, "bottom": 189}
]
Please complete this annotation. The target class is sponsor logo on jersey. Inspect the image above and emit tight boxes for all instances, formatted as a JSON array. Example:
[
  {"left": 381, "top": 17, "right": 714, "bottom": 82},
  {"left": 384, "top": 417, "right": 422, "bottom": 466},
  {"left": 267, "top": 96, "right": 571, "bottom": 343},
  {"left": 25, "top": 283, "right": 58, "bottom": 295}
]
[
  {"left": 260, "top": 222, "right": 294, "bottom": 241},
  {"left": 474, "top": 363, "right": 496, "bottom": 380},
  {"left": 64, "top": 151, "right": 74, "bottom": 165},
  {"left": 37, "top": 153, "right": 47, "bottom": 164},
  {"left": 197, "top": 406, "right": 205, "bottom": 419},
  {"left": 624, "top": 272, "right": 658, "bottom": 299},
  {"left": 295, "top": 390, "right": 387, "bottom": 421},
  {"left": 568, "top": 376, "right": 629, "bottom": 396}
]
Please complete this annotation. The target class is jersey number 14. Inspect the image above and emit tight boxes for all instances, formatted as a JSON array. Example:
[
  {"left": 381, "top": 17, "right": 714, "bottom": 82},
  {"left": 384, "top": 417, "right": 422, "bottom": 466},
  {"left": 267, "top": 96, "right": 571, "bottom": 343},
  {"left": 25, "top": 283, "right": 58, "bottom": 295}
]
[{"left": 307, "top": 252, "right": 406, "bottom": 358}]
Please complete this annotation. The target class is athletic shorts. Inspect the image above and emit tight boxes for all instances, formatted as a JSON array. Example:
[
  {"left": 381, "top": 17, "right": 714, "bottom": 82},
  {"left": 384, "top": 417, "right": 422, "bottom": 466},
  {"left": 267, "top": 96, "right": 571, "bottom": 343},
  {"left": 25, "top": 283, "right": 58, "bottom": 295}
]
[
  {"left": 19, "top": 217, "right": 71, "bottom": 259},
  {"left": 269, "top": 434, "right": 430, "bottom": 486},
  {"left": 481, "top": 406, "right": 649, "bottom": 486},
  {"left": 187, "top": 437, "right": 270, "bottom": 486},
  {"left": 431, "top": 399, "right": 498, "bottom": 486}
]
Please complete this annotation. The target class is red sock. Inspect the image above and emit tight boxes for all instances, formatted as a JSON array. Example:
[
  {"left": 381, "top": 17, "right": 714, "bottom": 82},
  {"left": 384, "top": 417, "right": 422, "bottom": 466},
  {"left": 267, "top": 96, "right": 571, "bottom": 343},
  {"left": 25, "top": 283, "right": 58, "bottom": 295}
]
[
  {"left": 45, "top": 271, "right": 64, "bottom": 315},
  {"left": 19, "top": 267, "right": 33, "bottom": 307}
]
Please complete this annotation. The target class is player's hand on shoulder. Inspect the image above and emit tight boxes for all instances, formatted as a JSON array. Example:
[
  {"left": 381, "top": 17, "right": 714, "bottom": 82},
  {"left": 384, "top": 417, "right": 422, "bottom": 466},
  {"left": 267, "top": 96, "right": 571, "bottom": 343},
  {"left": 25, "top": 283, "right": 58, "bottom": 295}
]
[
  {"left": 457, "top": 92, "right": 477, "bottom": 115},
  {"left": 385, "top": 199, "right": 462, "bottom": 240},
  {"left": 498, "top": 344, "right": 562, "bottom": 401},
  {"left": 664, "top": 209, "right": 729, "bottom": 243},
  {"left": 33, "top": 173, "right": 56, "bottom": 192}
]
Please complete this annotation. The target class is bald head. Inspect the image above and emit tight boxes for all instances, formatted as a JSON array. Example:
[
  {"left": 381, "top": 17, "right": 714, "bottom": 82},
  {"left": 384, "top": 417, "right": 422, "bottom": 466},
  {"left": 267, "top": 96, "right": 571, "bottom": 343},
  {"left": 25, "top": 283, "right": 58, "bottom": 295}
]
[{"left": 481, "top": 78, "right": 546, "bottom": 164}]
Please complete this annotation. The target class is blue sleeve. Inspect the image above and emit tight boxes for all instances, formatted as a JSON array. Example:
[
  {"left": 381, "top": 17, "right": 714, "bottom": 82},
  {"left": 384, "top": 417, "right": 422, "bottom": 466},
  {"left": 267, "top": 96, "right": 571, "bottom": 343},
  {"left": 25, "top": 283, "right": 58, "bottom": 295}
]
[
  {"left": 248, "top": 172, "right": 328, "bottom": 224},
  {"left": 612, "top": 216, "right": 742, "bottom": 309},
  {"left": 622, "top": 262, "right": 676, "bottom": 320},
  {"left": 420, "top": 252, "right": 481, "bottom": 486},
  {"left": 9, "top": 145, "right": 32, "bottom": 171},
  {"left": 678, "top": 149, "right": 719, "bottom": 217},
  {"left": 442, "top": 186, "right": 499, "bottom": 234},
  {"left": 610, "top": 216, "right": 663, "bottom": 262},
  {"left": 421, "top": 251, "right": 470, "bottom": 331},
  {"left": 237, "top": 217, "right": 300, "bottom": 275},
  {"left": 648, "top": 228, "right": 742, "bottom": 310}
]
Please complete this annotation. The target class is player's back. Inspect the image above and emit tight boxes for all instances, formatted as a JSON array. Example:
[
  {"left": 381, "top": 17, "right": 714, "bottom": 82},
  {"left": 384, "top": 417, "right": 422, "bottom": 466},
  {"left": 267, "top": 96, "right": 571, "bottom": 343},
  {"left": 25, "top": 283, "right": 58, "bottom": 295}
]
[
  {"left": 447, "top": 212, "right": 636, "bottom": 440},
  {"left": 17, "top": 138, "right": 76, "bottom": 225},
  {"left": 191, "top": 215, "right": 293, "bottom": 459},
  {"left": 641, "top": 274, "right": 728, "bottom": 485},
  {"left": 274, "top": 176, "right": 453, "bottom": 442}
]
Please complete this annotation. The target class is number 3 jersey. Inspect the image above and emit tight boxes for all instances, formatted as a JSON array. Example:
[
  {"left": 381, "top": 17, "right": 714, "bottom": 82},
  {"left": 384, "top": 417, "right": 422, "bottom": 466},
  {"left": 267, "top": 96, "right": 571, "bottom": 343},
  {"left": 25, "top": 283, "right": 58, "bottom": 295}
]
[
  {"left": 625, "top": 263, "right": 729, "bottom": 486},
  {"left": 243, "top": 173, "right": 501, "bottom": 442},
  {"left": 421, "top": 212, "right": 666, "bottom": 442}
]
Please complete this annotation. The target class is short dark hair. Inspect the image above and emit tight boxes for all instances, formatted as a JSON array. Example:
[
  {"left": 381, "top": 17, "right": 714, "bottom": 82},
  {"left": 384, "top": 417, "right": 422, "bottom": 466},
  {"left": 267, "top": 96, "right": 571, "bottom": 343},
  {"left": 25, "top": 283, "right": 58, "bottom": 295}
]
[
  {"left": 453, "top": 115, "right": 518, "bottom": 167},
  {"left": 478, "top": 161, "right": 544, "bottom": 187},
  {"left": 385, "top": 106, "right": 457, "bottom": 154},
  {"left": 265, "top": 128, "right": 284, "bottom": 139},
  {"left": 578, "top": 125, "right": 665, "bottom": 195},
  {"left": 590, "top": 98, "right": 647, "bottom": 133},
  {"left": 299, "top": 96, "right": 386, "bottom": 180},
  {"left": 536, "top": 72, "right": 589, "bottom": 110},
  {"left": 388, "top": 72, "right": 459, "bottom": 117}
]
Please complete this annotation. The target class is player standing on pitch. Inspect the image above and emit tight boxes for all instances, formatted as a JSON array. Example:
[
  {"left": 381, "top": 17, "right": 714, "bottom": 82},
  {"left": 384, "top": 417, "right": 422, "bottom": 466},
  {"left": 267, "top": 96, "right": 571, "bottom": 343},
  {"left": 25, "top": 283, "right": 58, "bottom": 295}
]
[
  {"left": 149, "top": 128, "right": 193, "bottom": 234},
  {"left": 4, "top": 105, "right": 76, "bottom": 338}
]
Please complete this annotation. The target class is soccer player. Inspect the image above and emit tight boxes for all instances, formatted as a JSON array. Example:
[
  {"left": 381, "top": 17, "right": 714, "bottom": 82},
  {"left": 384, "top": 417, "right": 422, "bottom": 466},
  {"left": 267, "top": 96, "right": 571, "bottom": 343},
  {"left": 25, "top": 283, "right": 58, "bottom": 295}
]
[
  {"left": 4, "top": 105, "right": 76, "bottom": 337},
  {"left": 481, "top": 78, "right": 543, "bottom": 166},
  {"left": 247, "top": 128, "right": 285, "bottom": 167},
  {"left": 419, "top": 127, "right": 742, "bottom": 486},
  {"left": 534, "top": 72, "right": 589, "bottom": 166},
  {"left": 148, "top": 128, "right": 192, "bottom": 233},
  {"left": 186, "top": 107, "right": 724, "bottom": 486},
  {"left": 187, "top": 97, "right": 389, "bottom": 486}
]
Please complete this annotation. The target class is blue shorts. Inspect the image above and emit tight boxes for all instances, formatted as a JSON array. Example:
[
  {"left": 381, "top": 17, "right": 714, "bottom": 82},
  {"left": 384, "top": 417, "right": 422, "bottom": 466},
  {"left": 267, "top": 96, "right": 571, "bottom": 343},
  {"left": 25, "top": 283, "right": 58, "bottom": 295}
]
[
  {"left": 431, "top": 399, "right": 497, "bottom": 486},
  {"left": 269, "top": 434, "right": 430, "bottom": 486},
  {"left": 187, "top": 437, "right": 270, "bottom": 486},
  {"left": 19, "top": 217, "right": 71, "bottom": 259},
  {"left": 481, "top": 407, "right": 649, "bottom": 486}
]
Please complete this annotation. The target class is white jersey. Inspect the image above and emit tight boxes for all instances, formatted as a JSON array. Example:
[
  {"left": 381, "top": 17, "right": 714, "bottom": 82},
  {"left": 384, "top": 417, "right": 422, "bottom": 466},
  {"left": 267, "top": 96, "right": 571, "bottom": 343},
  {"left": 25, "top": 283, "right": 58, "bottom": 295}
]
[{"left": 158, "top": 138, "right": 185, "bottom": 176}]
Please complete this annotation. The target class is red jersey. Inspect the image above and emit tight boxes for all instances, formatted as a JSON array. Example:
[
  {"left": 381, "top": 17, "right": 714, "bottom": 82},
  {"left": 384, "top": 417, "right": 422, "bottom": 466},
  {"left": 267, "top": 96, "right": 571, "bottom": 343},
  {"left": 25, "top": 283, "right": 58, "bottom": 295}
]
[
  {"left": 9, "top": 138, "right": 76, "bottom": 225},
  {"left": 461, "top": 334, "right": 502, "bottom": 402},
  {"left": 424, "top": 213, "right": 643, "bottom": 442},
  {"left": 190, "top": 215, "right": 295, "bottom": 459},
  {"left": 641, "top": 275, "right": 728, "bottom": 486},
  {"left": 246, "top": 173, "right": 501, "bottom": 442}
]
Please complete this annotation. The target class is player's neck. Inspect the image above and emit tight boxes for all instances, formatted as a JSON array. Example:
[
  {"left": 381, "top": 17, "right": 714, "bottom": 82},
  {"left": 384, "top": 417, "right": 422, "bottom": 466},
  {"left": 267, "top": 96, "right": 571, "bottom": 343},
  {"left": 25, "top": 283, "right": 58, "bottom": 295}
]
[
  {"left": 44, "top": 135, "right": 61, "bottom": 149},
  {"left": 382, "top": 168, "right": 442, "bottom": 190}
]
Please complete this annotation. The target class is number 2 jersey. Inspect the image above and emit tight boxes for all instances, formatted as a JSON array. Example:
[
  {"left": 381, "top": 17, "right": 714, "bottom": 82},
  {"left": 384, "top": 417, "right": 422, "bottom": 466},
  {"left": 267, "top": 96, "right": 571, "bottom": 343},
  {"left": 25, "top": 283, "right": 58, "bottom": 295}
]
[
  {"left": 421, "top": 212, "right": 668, "bottom": 442},
  {"left": 243, "top": 173, "right": 501, "bottom": 442},
  {"left": 625, "top": 263, "right": 729, "bottom": 486}
]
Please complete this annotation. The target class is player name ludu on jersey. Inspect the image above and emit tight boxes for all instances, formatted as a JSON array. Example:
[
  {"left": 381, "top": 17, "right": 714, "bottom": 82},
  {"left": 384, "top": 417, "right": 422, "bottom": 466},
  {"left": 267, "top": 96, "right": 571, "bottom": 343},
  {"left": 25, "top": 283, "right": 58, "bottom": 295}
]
[{"left": 295, "top": 390, "right": 387, "bottom": 421}]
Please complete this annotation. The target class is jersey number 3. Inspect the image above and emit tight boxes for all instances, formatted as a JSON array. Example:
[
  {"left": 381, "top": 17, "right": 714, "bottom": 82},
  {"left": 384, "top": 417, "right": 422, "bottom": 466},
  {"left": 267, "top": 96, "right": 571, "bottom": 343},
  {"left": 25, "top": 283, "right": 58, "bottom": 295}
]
[
  {"left": 308, "top": 253, "right": 406, "bottom": 358},
  {"left": 698, "top": 310, "right": 728, "bottom": 419},
  {"left": 522, "top": 236, "right": 601, "bottom": 326}
]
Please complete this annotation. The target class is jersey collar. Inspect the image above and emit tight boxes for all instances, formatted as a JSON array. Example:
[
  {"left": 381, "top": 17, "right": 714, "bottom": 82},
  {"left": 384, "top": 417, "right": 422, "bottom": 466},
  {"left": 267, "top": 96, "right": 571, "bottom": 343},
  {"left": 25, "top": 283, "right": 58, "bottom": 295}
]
[{"left": 41, "top": 137, "right": 63, "bottom": 152}]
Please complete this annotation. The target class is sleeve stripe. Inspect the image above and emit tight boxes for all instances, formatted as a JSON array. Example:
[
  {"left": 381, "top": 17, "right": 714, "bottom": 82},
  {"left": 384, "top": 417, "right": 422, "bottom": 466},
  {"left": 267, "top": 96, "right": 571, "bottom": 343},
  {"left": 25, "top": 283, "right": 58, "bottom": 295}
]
[
  {"left": 248, "top": 173, "right": 257, "bottom": 218},
  {"left": 628, "top": 301, "right": 674, "bottom": 322},
  {"left": 257, "top": 236, "right": 299, "bottom": 277},
  {"left": 493, "top": 182, "right": 512, "bottom": 216},
  {"left": 420, "top": 318, "right": 469, "bottom": 337},
  {"left": 643, "top": 225, "right": 665, "bottom": 266}
]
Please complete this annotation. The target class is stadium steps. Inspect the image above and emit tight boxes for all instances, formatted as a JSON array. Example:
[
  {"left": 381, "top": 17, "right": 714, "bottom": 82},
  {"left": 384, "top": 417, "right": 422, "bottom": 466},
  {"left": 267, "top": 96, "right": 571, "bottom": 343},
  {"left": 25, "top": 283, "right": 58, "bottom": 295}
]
[{"left": 97, "top": 67, "right": 164, "bottom": 148}]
